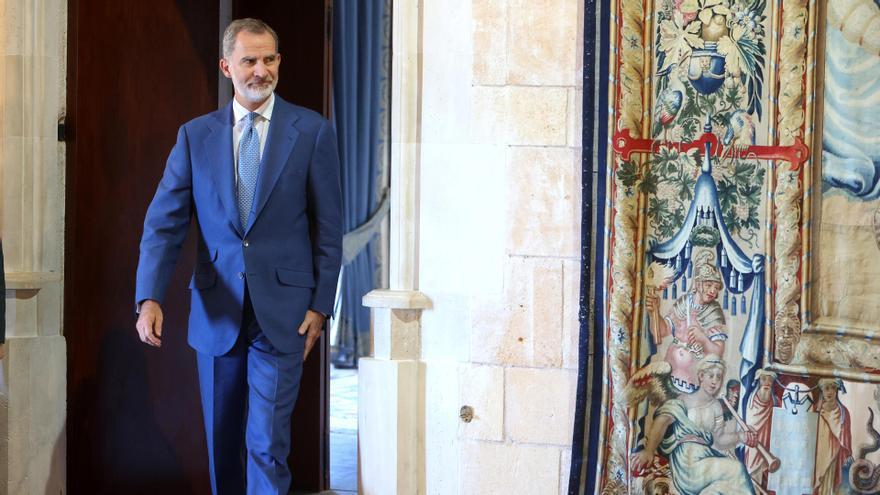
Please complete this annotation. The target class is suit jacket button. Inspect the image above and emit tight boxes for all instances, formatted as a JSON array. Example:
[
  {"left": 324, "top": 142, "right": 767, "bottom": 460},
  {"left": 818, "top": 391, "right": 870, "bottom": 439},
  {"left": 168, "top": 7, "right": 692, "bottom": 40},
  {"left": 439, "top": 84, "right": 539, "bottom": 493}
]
[
  {"left": 238, "top": 272, "right": 245, "bottom": 279},
  {"left": 243, "top": 240, "right": 249, "bottom": 247}
]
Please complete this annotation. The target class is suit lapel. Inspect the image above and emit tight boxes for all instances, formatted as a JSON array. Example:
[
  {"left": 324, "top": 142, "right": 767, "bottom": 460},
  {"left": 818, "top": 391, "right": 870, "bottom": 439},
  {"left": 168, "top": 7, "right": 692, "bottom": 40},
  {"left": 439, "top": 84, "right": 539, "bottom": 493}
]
[
  {"left": 247, "top": 99, "right": 300, "bottom": 234},
  {"left": 203, "top": 103, "right": 244, "bottom": 237}
]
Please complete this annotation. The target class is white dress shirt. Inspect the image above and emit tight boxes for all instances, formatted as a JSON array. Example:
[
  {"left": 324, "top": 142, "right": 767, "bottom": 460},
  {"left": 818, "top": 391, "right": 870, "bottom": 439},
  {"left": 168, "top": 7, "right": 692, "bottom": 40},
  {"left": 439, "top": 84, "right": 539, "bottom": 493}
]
[{"left": 232, "top": 93, "right": 275, "bottom": 183}]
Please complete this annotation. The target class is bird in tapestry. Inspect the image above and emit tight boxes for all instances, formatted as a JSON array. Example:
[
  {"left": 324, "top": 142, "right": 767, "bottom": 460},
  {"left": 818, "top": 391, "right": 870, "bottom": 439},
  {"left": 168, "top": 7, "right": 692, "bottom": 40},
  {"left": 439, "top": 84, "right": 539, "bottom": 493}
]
[
  {"left": 653, "top": 88, "right": 684, "bottom": 140},
  {"left": 722, "top": 109, "right": 756, "bottom": 152}
]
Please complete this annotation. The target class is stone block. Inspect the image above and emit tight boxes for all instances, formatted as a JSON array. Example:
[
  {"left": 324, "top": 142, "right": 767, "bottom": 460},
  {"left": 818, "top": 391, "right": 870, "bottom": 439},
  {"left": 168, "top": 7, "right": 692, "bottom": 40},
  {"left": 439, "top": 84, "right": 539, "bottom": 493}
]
[
  {"left": 1, "top": 136, "right": 24, "bottom": 269},
  {"left": 420, "top": 0, "right": 475, "bottom": 144},
  {"left": 459, "top": 441, "right": 560, "bottom": 494},
  {"left": 458, "top": 364, "right": 503, "bottom": 441},
  {"left": 424, "top": 361, "right": 461, "bottom": 495},
  {"left": 41, "top": 139, "right": 65, "bottom": 269},
  {"left": 507, "top": 0, "right": 579, "bottom": 86},
  {"left": 567, "top": 88, "right": 583, "bottom": 147},
  {"left": 4, "top": 55, "right": 23, "bottom": 137},
  {"left": 468, "top": 86, "right": 508, "bottom": 145},
  {"left": 359, "top": 357, "right": 420, "bottom": 495},
  {"left": 6, "top": 335, "right": 66, "bottom": 495},
  {"left": 560, "top": 448, "right": 572, "bottom": 494},
  {"left": 505, "top": 367, "right": 576, "bottom": 445},
  {"left": 421, "top": 293, "right": 471, "bottom": 362},
  {"left": 562, "top": 259, "right": 581, "bottom": 369},
  {"left": 419, "top": 143, "right": 506, "bottom": 297},
  {"left": 472, "top": 0, "right": 507, "bottom": 85},
  {"left": 507, "top": 146, "right": 578, "bottom": 256},
  {"left": 3, "top": 0, "right": 24, "bottom": 56},
  {"left": 469, "top": 257, "right": 564, "bottom": 367},
  {"left": 507, "top": 86, "right": 568, "bottom": 146}
]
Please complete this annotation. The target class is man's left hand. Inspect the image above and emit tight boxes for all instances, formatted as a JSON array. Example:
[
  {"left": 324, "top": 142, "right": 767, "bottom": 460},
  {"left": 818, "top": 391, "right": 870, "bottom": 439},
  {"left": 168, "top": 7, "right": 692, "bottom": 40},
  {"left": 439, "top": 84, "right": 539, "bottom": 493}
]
[{"left": 299, "top": 310, "right": 326, "bottom": 361}]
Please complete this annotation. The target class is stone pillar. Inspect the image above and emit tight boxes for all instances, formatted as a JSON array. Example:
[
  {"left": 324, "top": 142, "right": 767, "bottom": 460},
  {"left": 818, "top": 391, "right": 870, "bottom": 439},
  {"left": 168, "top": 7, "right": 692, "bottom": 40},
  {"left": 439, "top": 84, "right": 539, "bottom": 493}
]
[
  {"left": 1, "top": 0, "right": 68, "bottom": 493},
  {"left": 359, "top": 1, "right": 431, "bottom": 493}
]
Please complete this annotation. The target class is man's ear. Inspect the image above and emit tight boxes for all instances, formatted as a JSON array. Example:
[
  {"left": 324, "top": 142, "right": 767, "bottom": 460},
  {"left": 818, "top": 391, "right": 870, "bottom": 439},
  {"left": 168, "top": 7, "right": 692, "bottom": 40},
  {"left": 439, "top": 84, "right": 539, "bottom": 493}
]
[{"left": 219, "top": 58, "right": 232, "bottom": 78}]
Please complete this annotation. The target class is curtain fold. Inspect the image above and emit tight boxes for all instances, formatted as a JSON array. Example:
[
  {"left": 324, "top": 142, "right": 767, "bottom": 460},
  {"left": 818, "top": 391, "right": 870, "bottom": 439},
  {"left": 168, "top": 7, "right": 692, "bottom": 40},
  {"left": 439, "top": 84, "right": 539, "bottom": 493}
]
[{"left": 331, "top": 0, "right": 386, "bottom": 367}]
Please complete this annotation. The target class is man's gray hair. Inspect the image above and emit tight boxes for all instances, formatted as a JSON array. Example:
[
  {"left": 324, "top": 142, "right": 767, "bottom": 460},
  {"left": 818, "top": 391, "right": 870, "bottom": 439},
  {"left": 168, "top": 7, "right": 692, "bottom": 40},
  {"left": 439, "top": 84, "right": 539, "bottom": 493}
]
[{"left": 222, "top": 18, "right": 279, "bottom": 58}]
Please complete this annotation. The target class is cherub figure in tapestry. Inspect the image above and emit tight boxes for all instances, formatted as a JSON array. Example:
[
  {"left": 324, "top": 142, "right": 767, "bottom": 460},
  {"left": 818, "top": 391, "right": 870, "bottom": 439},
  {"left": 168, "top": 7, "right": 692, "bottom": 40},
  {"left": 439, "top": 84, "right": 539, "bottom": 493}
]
[{"left": 626, "top": 355, "right": 758, "bottom": 494}]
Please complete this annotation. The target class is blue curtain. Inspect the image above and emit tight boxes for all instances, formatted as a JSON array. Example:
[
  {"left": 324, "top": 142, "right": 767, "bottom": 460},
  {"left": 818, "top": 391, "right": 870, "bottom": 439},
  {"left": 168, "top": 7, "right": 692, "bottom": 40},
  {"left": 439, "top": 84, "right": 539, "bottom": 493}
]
[{"left": 331, "top": 0, "right": 386, "bottom": 367}]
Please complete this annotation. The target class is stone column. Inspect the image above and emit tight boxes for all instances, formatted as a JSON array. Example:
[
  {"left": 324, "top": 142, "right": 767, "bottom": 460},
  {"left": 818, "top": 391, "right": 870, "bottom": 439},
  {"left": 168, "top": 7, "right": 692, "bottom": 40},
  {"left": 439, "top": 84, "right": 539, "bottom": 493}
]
[
  {"left": 1, "top": 0, "right": 68, "bottom": 493},
  {"left": 359, "top": 1, "right": 431, "bottom": 493}
]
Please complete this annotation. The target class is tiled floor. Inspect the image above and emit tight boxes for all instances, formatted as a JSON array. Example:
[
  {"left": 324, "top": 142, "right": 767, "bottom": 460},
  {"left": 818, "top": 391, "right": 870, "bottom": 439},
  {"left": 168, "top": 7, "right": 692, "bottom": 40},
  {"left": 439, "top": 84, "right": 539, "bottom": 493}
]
[{"left": 329, "top": 366, "right": 358, "bottom": 493}]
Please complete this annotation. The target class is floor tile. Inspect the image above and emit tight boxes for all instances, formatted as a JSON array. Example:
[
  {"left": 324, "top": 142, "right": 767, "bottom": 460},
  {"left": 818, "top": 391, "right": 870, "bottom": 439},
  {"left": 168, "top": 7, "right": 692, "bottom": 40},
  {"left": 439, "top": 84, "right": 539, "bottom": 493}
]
[{"left": 330, "top": 366, "right": 358, "bottom": 492}]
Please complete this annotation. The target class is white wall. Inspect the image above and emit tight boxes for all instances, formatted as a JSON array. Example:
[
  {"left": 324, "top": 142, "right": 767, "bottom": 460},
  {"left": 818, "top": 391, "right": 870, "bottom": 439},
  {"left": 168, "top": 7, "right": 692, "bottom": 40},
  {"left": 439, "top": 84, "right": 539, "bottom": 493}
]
[{"left": 417, "top": 1, "right": 584, "bottom": 493}]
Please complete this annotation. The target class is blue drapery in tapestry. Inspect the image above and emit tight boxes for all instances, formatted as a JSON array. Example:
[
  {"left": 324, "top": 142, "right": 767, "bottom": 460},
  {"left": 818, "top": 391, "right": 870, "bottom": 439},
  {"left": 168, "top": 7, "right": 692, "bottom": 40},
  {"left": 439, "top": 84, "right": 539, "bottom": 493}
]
[{"left": 331, "top": 0, "right": 386, "bottom": 367}]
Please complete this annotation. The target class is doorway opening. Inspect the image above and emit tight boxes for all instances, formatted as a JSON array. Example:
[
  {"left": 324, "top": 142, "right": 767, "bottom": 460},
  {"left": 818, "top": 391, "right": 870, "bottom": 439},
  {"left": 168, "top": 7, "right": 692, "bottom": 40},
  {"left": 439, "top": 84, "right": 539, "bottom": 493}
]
[{"left": 326, "top": 0, "right": 392, "bottom": 493}]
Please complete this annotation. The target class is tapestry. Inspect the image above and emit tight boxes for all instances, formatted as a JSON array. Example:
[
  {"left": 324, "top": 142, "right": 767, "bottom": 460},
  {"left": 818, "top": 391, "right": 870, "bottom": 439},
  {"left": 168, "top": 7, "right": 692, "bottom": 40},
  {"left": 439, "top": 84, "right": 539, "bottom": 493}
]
[{"left": 570, "top": 0, "right": 880, "bottom": 493}]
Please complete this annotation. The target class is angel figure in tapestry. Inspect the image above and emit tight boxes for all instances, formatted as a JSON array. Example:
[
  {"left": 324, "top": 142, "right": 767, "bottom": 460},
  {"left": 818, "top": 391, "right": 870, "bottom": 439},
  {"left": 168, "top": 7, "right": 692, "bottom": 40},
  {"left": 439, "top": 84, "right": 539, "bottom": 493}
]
[{"left": 626, "top": 355, "right": 758, "bottom": 495}]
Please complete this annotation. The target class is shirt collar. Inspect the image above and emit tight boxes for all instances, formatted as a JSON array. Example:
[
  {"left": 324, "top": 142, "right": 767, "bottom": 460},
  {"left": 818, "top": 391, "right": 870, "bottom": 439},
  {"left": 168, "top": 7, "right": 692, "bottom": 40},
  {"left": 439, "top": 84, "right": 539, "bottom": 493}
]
[{"left": 232, "top": 92, "right": 275, "bottom": 125}]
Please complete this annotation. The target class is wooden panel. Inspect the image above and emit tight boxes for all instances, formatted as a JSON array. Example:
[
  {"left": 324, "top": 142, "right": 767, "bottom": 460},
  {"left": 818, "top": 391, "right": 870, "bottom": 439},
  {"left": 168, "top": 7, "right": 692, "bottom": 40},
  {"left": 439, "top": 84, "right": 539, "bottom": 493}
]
[{"left": 65, "top": 1, "right": 219, "bottom": 493}]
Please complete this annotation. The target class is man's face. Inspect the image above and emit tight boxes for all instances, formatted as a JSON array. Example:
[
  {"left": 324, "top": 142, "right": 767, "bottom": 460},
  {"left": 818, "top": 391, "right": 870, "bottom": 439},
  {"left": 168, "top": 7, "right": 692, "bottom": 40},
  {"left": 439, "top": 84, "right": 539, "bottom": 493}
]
[
  {"left": 220, "top": 30, "right": 280, "bottom": 105},
  {"left": 759, "top": 375, "right": 774, "bottom": 390},
  {"left": 821, "top": 384, "right": 838, "bottom": 402},
  {"left": 697, "top": 281, "right": 721, "bottom": 304}
]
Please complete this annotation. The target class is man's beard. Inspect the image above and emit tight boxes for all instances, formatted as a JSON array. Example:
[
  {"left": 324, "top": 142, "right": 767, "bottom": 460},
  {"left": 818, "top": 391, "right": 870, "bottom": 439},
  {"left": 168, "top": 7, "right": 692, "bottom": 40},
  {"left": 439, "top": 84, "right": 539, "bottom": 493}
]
[{"left": 237, "top": 77, "right": 277, "bottom": 103}]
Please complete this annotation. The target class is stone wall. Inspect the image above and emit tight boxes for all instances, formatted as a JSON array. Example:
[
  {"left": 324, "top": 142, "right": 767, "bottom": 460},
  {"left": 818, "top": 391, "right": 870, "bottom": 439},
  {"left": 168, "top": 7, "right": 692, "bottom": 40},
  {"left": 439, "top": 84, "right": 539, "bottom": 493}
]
[
  {"left": 418, "top": 0, "right": 583, "bottom": 493},
  {"left": 1, "top": 0, "right": 68, "bottom": 493}
]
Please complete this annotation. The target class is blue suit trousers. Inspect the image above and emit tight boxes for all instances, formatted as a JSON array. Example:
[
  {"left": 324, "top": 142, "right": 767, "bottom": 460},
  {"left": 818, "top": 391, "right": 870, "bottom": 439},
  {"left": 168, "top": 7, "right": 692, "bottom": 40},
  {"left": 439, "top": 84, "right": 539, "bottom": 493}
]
[{"left": 196, "top": 287, "right": 304, "bottom": 495}]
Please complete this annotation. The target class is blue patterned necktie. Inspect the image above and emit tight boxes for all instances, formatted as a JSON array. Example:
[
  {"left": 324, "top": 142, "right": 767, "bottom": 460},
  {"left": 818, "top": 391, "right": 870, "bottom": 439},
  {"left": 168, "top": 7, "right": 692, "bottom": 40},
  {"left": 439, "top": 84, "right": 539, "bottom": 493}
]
[{"left": 237, "top": 112, "right": 260, "bottom": 229}]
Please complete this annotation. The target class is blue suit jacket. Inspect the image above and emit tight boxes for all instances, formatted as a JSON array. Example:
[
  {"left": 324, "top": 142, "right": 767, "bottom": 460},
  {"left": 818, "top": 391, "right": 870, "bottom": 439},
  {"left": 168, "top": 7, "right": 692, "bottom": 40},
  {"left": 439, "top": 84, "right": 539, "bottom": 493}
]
[{"left": 135, "top": 96, "right": 343, "bottom": 356}]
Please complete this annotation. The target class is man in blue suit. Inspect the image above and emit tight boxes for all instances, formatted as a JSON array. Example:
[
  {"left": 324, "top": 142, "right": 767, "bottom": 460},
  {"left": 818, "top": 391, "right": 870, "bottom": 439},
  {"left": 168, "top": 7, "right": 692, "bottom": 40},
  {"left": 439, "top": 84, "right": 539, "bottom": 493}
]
[{"left": 134, "top": 18, "right": 342, "bottom": 494}]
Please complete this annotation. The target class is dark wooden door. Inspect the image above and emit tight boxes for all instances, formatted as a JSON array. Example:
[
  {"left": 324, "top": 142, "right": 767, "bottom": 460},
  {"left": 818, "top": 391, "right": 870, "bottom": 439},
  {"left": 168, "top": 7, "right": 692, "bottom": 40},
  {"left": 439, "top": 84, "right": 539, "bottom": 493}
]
[{"left": 65, "top": 1, "right": 331, "bottom": 493}]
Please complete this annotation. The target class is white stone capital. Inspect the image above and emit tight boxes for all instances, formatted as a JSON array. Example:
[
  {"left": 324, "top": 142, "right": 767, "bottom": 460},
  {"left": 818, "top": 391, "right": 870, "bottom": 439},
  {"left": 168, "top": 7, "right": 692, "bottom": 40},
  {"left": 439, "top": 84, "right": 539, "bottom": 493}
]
[{"left": 364, "top": 289, "right": 431, "bottom": 361}]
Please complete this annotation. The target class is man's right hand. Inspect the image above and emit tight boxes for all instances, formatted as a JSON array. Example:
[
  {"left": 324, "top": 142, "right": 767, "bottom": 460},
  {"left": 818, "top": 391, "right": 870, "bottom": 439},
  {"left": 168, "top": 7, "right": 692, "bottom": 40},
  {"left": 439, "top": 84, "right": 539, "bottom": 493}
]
[{"left": 136, "top": 300, "right": 164, "bottom": 347}]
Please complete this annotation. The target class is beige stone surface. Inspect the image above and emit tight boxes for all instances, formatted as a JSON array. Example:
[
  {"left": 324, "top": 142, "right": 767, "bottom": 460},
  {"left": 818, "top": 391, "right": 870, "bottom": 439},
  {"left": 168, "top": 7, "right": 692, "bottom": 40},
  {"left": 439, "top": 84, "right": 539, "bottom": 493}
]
[
  {"left": 6, "top": 335, "right": 66, "bottom": 495},
  {"left": 459, "top": 441, "right": 560, "bottom": 494},
  {"left": 507, "top": 86, "right": 568, "bottom": 146},
  {"left": 368, "top": 0, "right": 586, "bottom": 491},
  {"left": 359, "top": 358, "right": 421, "bottom": 495},
  {"left": 470, "top": 257, "right": 564, "bottom": 367},
  {"left": 420, "top": 293, "right": 471, "bottom": 362},
  {"left": 559, "top": 448, "right": 572, "bottom": 494},
  {"left": 507, "top": 146, "right": 579, "bottom": 257},
  {"left": 3, "top": 55, "right": 23, "bottom": 137},
  {"left": 507, "top": 0, "right": 579, "bottom": 86},
  {"left": 1, "top": 136, "right": 23, "bottom": 267},
  {"left": 505, "top": 367, "right": 576, "bottom": 445},
  {"left": 567, "top": 88, "right": 583, "bottom": 147},
  {"left": 458, "top": 364, "right": 504, "bottom": 441},
  {"left": 424, "top": 361, "right": 461, "bottom": 495},
  {"left": 472, "top": 0, "right": 507, "bottom": 86},
  {"left": 1, "top": 2, "right": 69, "bottom": 492},
  {"left": 418, "top": 143, "right": 506, "bottom": 298},
  {"left": 468, "top": 86, "right": 509, "bottom": 145},
  {"left": 562, "top": 259, "right": 581, "bottom": 369}
]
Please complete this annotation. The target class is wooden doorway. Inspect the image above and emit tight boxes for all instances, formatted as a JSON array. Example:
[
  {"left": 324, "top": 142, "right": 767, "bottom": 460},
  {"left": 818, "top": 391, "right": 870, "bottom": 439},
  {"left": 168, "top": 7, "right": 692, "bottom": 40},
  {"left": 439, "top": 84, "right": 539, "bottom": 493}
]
[{"left": 64, "top": 1, "right": 332, "bottom": 492}]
